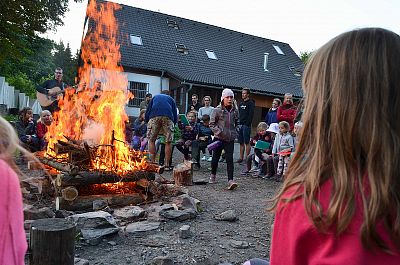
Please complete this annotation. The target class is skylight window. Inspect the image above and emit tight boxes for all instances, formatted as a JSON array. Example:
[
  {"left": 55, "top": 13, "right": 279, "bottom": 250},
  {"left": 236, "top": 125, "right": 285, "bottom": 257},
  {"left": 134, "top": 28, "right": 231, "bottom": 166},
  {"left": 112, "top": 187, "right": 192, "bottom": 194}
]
[
  {"left": 289, "top": 66, "right": 302, "bottom": 77},
  {"left": 167, "top": 19, "right": 179, "bottom": 29},
  {"left": 273, "top": 45, "right": 285, "bottom": 55},
  {"left": 263, "top": 53, "right": 269, "bottom": 71},
  {"left": 205, "top": 50, "right": 217, "bottom": 60},
  {"left": 130, "top": 35, "right": 143, "bottom": 46},
  {"left": 176, "top": 43, "right": 188, "bottom": 54}
]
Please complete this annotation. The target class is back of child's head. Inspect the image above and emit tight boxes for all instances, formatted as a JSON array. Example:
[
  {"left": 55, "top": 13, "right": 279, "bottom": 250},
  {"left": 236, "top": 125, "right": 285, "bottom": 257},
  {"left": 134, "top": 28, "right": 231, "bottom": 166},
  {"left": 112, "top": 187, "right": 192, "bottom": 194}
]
[
  {"left": 202, "top": 114, "right": 210, "bottom": 123},
  {"left": 272, "top": 28, "right": 400, "bottom": 252},
  {"left": 257, "top": 122, "right": 268, "bottom": 132}
]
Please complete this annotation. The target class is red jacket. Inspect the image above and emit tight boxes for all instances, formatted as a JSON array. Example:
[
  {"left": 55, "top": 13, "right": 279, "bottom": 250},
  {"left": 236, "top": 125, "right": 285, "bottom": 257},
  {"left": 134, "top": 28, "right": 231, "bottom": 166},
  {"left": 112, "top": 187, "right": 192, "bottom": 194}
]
[
  {"left": 36, "top": 121, "right": 48, "bottom": 139},
  {"left": 270, "top": 179, "right": 400, "bottom": 265},
  {"left": 277, "top": 103, "right": 296, "bottom": 130}
]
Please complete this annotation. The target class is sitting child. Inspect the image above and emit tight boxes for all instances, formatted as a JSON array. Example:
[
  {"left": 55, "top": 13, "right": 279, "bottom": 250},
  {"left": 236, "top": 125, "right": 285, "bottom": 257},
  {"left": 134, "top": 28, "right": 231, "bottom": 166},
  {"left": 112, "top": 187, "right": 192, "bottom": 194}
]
[
  {"left": 176, "top": 111, "right": 199, "bottom": 161},
  {"left": 131, "top": 109, "right": 148, "bottom": 151},
  {"left": 36, "top": 110, "right": 53, "bottom": 150},
  {"left": 15, "top": 107, "right": 40, "bottom": 152},
  {"left": 271, "top": 121, "right": 294, "bottom": 181},
  {"left": 192, "top": 114, "right": 213, "bottom": 168}
]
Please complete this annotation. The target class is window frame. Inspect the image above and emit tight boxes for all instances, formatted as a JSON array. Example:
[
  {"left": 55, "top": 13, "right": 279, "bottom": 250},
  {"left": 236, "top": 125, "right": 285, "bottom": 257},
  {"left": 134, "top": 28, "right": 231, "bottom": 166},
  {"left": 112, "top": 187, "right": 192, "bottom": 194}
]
[
  {"left": 130, "top": 35, "right": 143, "bottom": 46},
  {"left": 205, "top": 49, "right": 218, "bottom": 60}
]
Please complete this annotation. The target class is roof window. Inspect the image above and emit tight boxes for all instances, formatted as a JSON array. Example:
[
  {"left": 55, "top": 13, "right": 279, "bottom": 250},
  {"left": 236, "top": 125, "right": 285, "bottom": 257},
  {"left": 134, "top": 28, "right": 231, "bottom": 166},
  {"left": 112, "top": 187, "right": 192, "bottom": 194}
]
[
  {"left": 130, "top": 35, "right": 143, "bottom": 46},
  {"left": 176, "top": 43, "right": 188, "bottom": 54},
  {"left": 167, "top": 19, "right": 179, "bottom": 29},
  {"left": 273, "top": 45, "right": 284, "bottom": 55},
  {"left": 205, "top": 50, "right": 218, "bottom": 60},
  {"left": 289, "top": 66, "right": 302, "bottom": 77},
  {"left": 263, "top": 53, "right": 269, "bottom": 71}
]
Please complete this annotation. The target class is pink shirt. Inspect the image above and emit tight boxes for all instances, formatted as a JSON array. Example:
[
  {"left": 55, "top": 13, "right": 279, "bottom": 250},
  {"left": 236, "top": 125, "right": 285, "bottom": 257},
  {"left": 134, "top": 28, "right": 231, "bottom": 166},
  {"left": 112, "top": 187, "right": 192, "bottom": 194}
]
[
  {"left": 0, "top": 160, "right": 27, "bottom": 265},
  {"left": 271, "top": 179, "right": 400, "bottom": 265}
]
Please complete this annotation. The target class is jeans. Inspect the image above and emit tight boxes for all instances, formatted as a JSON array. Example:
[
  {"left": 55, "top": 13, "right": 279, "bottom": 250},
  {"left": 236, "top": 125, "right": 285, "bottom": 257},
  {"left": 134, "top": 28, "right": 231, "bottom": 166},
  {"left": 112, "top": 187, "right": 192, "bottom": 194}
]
[
  {"left": 191, "top": 140, "right": 210, "bottom": 164},
  {"left": 211, "top": 139, "right": 235, "bottom": 181}
]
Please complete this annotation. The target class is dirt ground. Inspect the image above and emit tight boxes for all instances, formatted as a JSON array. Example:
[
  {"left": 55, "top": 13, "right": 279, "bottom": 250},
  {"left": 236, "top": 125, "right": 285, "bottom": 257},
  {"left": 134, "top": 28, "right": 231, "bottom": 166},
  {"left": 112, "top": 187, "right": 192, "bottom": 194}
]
[{"left": 24, "top": 143, "right": 280, "bottom": 265}]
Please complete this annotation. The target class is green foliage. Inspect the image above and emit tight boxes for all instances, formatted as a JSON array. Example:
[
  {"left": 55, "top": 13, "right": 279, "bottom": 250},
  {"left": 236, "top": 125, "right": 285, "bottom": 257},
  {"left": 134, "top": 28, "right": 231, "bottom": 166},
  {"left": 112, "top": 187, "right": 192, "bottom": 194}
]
[
  {"left": 53, "top": 41, "right": 78, "bottom": 85},
  {"left": 299, "top": 51, "right": 314, "bottom": 64},
  {"left": 2, "top": 114, "right": 18, "bottom": 122},
  {"left": 7, "top": 72, "right": 36, "bottom": 97}
]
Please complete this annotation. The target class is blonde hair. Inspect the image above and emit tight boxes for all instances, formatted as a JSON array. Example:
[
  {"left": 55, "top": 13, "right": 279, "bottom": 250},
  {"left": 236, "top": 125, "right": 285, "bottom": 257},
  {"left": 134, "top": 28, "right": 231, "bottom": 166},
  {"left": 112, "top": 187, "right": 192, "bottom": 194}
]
[
  {"left": 278, "top": 121, "right": 289, "bottom": 130},
  {"left": 269, "top": 28, "right": 400, "bottom": 251},
  {"left": 257, "top": 122, "right": 268, "bottom": 131}
]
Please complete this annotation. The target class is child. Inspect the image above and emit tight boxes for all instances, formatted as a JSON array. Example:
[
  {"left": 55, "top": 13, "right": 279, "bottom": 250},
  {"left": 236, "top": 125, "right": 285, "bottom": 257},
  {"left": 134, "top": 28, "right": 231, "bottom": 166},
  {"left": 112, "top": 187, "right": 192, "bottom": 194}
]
[
  {"left": 271, "top": 121, "right": 294, "bottom": 181},
  {"left": 176, "top": 111, "right": 199, "bottom": 161},
  {"left": 14, "top": 107, "right": 41, "bottom": 152},
  {"left": 132, "top": 109, "right": 147, "bottom": 151},
  {"left": 36, "top": 110, "right": 53, "bottom": 150},
  {"left": 192, "top": 114, "right": 213, "bottom": 168},
  {"left": 269, "top": 28, "right": 400, "bottom": 264}
]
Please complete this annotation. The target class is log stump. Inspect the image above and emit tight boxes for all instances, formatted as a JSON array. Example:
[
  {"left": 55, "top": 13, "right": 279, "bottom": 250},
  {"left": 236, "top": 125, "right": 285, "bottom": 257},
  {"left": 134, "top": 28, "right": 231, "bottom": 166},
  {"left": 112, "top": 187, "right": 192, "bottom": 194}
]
[
  {"left": 30, "top": 218, "right": 76, "bottom": 265},
  {"left": 173, "top": 162, "right": 193, "bottom": 186}
]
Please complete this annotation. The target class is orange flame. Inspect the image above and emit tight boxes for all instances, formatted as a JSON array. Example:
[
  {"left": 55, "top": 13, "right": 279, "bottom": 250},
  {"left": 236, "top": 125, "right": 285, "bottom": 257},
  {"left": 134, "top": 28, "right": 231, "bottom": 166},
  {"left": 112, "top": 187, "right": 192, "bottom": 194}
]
[{"left": 46, "top": 0, "right": 147, "bottom": 174}]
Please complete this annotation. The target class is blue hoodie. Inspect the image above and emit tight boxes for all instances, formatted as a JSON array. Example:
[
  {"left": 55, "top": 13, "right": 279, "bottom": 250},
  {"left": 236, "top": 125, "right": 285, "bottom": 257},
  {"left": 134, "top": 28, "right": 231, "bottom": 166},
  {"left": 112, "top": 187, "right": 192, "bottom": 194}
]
[{"left": 145, "top": 94, "right": 178, "bottom": 124}]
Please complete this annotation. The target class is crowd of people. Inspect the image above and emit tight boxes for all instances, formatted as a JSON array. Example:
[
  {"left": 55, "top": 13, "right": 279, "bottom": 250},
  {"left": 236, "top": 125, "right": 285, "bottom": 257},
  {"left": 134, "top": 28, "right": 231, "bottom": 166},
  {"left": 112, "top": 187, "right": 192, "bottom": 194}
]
[{"left": 2, "top": 27, "right": 400, "bottom": 264}]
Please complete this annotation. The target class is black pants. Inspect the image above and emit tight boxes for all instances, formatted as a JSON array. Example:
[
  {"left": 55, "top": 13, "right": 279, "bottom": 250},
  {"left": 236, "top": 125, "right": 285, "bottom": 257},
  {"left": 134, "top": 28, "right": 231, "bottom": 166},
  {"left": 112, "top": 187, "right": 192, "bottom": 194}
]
[
  {"left": 191, "top": 140, "right": 209, "bottom": 164},
  {"left": 159, "top": 144, "right": 174, "bottom": 166},
  {"left": 211, "top": 140, "right": 234, "bottom": 181}
]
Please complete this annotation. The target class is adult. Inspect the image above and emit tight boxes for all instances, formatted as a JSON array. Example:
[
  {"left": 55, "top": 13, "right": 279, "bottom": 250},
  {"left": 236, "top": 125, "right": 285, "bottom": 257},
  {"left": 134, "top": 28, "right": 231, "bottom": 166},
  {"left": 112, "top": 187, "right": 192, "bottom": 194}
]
[
  {"left": 0, "top": 116, "right": 28, "bottom": 265},
  {"left": 197, "top": 96, "right": 214, "bottom": 120},
  {"left": 237, "top": 88, "right": 255, "bottom": 163},
  {"left": 139, "top": 93, "right": 152, "bottom": 110},
  {"left": 264, "top": 98, "right": 281, "bottom": 126},
  {"left": 209, "top": 88, "right": 239, "bottom": 190},
  {"left": 187, "top": 94, "right": 201, "bottom": 113},
  {"left": 36, "top": 67, "right": 68, "bottom": 113},
  {"left": 36, "top": 110, "right": 53, "bottom": 150},
  {"left": 14, "top": 107, "right": 40, "bottom": 152},
  {"left": 145, "top": 90, "right": 177, "bottom": 170},
  {"left": 276, "top": 93, "right": 296, "bottom": 131},
  {"left": 269, "top": 28, "right": 400, "bottom": 264}
]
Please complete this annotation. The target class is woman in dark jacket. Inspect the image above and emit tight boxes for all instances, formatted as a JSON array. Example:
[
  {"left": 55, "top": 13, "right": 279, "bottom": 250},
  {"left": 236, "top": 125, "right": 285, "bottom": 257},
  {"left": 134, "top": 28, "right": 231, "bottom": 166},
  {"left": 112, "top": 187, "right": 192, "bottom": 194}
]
[
  {"left": 209, "top": 89, "right": 239, "bottom": 190},
  {"left": 265, "top": 98, "right": 281, "bottom": 126}
]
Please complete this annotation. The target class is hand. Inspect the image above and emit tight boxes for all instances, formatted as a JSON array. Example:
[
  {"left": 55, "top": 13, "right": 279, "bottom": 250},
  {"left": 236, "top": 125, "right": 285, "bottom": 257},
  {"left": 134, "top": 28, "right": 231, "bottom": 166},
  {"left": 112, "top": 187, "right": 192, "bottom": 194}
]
[{"left": 185, "top": 125, "right": 193, "bottom": 131}]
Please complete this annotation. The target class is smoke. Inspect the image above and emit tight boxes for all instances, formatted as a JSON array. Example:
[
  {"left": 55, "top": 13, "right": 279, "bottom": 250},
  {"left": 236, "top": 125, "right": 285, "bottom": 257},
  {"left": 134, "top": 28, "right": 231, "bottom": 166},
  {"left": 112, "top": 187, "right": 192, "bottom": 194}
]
[{"left": 82, "top": 121, "right": 105, "bottom": 145}]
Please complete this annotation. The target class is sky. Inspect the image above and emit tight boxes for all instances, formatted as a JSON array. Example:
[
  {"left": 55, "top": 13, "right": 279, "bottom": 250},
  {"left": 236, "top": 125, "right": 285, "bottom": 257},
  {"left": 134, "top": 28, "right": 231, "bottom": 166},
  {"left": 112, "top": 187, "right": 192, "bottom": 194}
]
[{"left": 47, "top": 0, "right": 400, "bottom": 55}]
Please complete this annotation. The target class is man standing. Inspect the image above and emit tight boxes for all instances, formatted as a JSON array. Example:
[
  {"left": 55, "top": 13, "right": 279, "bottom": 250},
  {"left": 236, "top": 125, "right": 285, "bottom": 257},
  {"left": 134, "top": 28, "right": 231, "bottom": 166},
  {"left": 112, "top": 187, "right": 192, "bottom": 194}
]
[
  {"left": 237, "top": 88, "right": 255, "bottom": 163},
  {"left": 36, "top": 67, "right": 67, "bottom": 113},
  {"left": 187, "top": 94, "right": 201, "bottom": 113},
  {"left": 145, "top": 90, "right": 177, "bottom": 170},
  {"left": 139, "top": 93, "right": 152, "bottom": 110},
  {"left": 277, "top": 93, "right": 297, "bottom": 131}
]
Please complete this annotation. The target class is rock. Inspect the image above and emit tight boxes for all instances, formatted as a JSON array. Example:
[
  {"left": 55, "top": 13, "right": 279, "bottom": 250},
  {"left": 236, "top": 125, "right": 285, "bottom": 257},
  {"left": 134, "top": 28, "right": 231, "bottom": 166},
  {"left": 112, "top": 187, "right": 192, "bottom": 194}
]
[
  {"left": 113, "top": 206, "right": 145, "bottom": 221},
  {"left": 152, "top": 256, "right": 174, "bottom": 265},
  {"left": 160, "top": 208, "right": 197, "bottom": 221},
  {"left": 179, "top": 225, "right": 192, "bottom": 239},
  {"left": 24, "top": 205, "right": 55, "bottom": 220},
  {"left": 172, "top": 194, "right": 201, "bottom": 213},
  {"left": 74, "top": 257, "right": 90, "bottom": 265},
  {"left": 55, "top": 209, "right": 75, "bottom": 218},
  {"left": 229, "top": 239, "right": 249, "bottom": 249},
  {"left": 107, "top": 241, "right": 117, "bottom": 246},
  {"left": 21, "top": 176, "right": 51, "bottom": 194},
  {"left": 81, "top": 227, "right": 120, "bottom": 240},
  {"left": 214, "top": 210, "right": 237, "bottom": 222},
  {"left": 146, "top": 203, "right": 175, "bottom": 221},
  {"left": 67, "top": 211, "right": 117, "bottom": 230},
  {"left": 93, "top": 199, "right": 108, "bottom": 211},
  {"left": 125, "top": 221, "right": 160, "bottom": 234}
]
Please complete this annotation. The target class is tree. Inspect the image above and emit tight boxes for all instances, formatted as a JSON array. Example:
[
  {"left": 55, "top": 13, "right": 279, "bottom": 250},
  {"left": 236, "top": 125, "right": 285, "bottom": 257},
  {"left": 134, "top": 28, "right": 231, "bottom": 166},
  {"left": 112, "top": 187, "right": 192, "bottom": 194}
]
[
  {"left": 53, "top": 41, "right": 78, "bottom": 85},
  {"left": 299, "top": 51, "right": 313, "bottom": 64}
]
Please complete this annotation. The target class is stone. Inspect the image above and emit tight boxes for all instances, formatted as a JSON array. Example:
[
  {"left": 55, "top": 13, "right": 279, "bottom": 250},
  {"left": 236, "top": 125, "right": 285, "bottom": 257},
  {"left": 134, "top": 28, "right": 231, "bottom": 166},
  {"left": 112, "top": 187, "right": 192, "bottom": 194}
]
[
  {"left": 107, "top": 241, "right": 117, "bottom": 246},
  {"left": 229, "top": 239, "right": 249, "bottom": 249},
  {"left": 93, "top": 199, "right": 108, "bottom": 211},
  {"left": 214, "top": 210, "right": 237, "bottom": 222},
  {"left": 146, "top": 203, "right": 175, "bottom": 221},
  {"left": 179, "top": 225, "right": 192, "bottom": 239},
  {"left": 125, "top": 221, "right": 160, "bottom": 234},
  {"left": 152, "top": 256, "right": 174, "bottom": 265},
  {"left": 55, "top": 209, "right": 75, "bottom": 218},
  {"left": 160, "top": 208, "right": 197, "bottom": 221},
  {"left": 172, "top": 194, "right": 201, "bottom": 213},
  {"left": 21, "top": 176, "right": 51, "bottom": 194},
  {"left": 81, "top": 227, "right": 120, "bottom": 240},
  {"left": 23, "top": 205, "right": 55, "bottom": 220},
  {"left": 67, "top": 211, "right": 117, "bottom": 230},
  {"left": 113, "top": 206, "right": 145, "bottom": 221},
  {"left": 74, "top": 257, "right": 90, "bottom": 265}
]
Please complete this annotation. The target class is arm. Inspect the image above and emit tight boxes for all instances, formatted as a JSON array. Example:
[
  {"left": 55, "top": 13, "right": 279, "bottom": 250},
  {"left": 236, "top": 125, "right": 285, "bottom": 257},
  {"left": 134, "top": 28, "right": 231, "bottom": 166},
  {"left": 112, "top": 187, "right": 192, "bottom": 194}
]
[
  {"left": 36, "top": 80, "right": 49, "bottom": 94},
  {"left": 209, "top": 108, "right": 222, "bottom": 137},
  {"left": 247, "top": 101, "right": 255, "bottom": 126},
  {"left": 171, "top": 99, "right": 178, "bottom": 124},
  {"left": 144, "top": 99, "right": 153, "bottom": 122}
]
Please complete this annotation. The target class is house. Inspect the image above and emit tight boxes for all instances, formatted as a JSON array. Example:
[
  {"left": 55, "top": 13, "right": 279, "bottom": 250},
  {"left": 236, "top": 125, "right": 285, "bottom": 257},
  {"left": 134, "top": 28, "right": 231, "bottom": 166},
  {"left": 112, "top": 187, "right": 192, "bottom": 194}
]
[{"left": 88, "top": 1, "right": 304, "bottom": 124}]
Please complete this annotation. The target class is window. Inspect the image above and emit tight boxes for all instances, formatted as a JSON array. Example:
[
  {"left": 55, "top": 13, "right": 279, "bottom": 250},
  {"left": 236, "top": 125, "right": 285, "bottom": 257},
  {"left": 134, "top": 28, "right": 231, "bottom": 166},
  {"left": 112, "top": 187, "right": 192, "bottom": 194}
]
[
  {"left": 289, "top": 66, "right": 302, "bottom": 77},
  {"left": 176, "top": 43, "right": 189, "bottom": 54},
  {"left": 205, "top": 50, "right": 217, "bottom": 60},
  {"left": 263, "top": 53, "right": 269, "bottom": 71},
  {"left": 128, "top": 81, "right": 148, "bottom": 107},
  {"left": 167, "top": 19, "right": 179, "bottom": 29},
  {"left": 273, "top": 45, "right": 284, "bottom": 55},
  {"left": 130, "top": 35, "right": 143, "bottom": 46}
]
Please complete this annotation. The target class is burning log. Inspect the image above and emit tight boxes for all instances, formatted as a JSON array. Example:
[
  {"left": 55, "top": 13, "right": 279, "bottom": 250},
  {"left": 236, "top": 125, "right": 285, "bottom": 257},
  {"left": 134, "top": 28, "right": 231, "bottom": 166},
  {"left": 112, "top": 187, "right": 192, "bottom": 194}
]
[
  {"left": 37, "top": 157, "right": 79, "bottom": 175},
  {"left": 58, "top": 171, "right": 155, "bottom": 187},
  {"left": 59, "top": 194, "right": 144, "bottom": 211}
]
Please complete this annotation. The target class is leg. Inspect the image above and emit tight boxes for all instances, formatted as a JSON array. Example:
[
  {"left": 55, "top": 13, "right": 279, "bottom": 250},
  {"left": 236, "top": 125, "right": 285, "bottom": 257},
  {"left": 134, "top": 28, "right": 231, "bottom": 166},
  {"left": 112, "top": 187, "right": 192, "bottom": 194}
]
[
  {"left": 239, "top": 143, "right": 244, "bottom": 161},
  {"left": 165, "top": 142, "right": 172, "bottom": 167},
  {"left": 224, "top": 141, "right": 235, "bottom": 181},
  {"left": 159, "top": 143, "right": 165, "bottom": 166},
  {"left": 148, "top": 140, "right": 156, "bottom": 162},
  {"left": 211, "top": 142, "right": 223, "bottom": 175},
  {"left": 237, "top": 125, "right": 245, "bottom": 161},
  {"left": 191, "top": 140, "right": 201, "bottom": 165},
  {"left": 243, "top": 125, "right": 252, "bottom": 159}
]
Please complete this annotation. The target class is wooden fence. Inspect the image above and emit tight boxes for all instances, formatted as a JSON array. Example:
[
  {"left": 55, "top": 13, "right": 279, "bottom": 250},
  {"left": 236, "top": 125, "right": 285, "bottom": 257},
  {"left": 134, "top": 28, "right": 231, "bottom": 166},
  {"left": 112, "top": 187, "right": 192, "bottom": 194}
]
[{"left": 0, "top": 76, "right": 42, "bottom": 116}]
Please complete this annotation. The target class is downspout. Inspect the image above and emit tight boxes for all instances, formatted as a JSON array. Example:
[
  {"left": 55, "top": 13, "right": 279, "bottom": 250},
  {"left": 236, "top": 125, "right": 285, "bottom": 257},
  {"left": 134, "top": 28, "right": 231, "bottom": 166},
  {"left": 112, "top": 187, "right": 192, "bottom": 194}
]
[
  {"left": 160, "top": 70, "right": 165, "bottom": 91},
  {"left": 185, "top": 83, "right": 193, "bottom": 113}
]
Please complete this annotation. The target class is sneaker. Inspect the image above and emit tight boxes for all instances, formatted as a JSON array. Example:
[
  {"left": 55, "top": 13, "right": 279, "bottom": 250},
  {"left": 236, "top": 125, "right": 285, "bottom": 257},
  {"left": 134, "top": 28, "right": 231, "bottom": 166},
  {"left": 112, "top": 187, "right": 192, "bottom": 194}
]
[
  {"left": 209, "top": 174, "right": 217, "bottom": 184},
  {"left": 227, "top": 180, "right": 238, "bottom": 190},
  {"left": 219, "top": 158, "right": 225, "bottom": 163},
  {"left": 248, "top": 166, "right": 259, "bottom": 173},
  {"left": 240, "top": 170, "right": 250, "bottom": 176},
  {"left": 201, "top": 155, "right": 207, "bottom": 161},
  {"left": 235, "top": 159, "right": 244, "bottom": 163},
  {"left": 207, "top": 157, "right": 212, "bottom": 162}
]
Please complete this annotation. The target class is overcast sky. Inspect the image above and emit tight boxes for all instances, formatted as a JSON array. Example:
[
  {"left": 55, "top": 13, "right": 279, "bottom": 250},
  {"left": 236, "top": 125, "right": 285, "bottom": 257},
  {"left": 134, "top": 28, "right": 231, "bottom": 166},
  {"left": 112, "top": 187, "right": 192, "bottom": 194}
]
[{"left": 47, "top": 0, "right": 400, "bottom": 55}]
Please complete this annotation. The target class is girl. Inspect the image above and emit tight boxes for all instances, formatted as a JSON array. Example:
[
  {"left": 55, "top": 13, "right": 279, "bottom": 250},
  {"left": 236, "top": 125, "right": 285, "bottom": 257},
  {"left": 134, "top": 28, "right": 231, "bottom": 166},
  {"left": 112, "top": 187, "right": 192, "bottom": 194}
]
[
  {"left": 36, "top": 110, "right": 53, "bottom": 150},
  {"left": 271, "top": 121, "right": 294, "bottom": 181},
  {"left": 269, "top": 28, "right": 400, "bottom": 264},
  {"left": 198, "top": 96, "right": 214, "bottom": 120},
  {"left": 132, "top": 109, "right": 148, "bottom": 151},
  {"left": 176, "top": 111, "right": 199, "bottom": 161},
  {"left": 209, "top": 88, "right": 239, "bottom": 190}
]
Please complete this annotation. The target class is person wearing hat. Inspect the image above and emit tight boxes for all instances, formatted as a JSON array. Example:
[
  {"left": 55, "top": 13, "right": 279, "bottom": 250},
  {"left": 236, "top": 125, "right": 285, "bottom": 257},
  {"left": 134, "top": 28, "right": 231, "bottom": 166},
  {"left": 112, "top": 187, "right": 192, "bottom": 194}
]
[
  {"left": 209, "top": 88, "right": 239, "bottom": 190},
  {"left": 264, "top": 123, "right": 280, "bottom": 179}
]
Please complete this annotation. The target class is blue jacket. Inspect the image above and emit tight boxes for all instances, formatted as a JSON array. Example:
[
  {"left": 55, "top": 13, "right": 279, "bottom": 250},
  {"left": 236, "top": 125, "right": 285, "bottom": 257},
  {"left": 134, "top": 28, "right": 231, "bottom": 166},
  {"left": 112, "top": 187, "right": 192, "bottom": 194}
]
[
  {"left": 145, "top": 94, "right": 178, "bottom": 124},
  {"left": 265, "top": 108, "right": 278, "bottom": 125},
  {"left": 133, "top": 118, "right": 147, "bottom": 137}
]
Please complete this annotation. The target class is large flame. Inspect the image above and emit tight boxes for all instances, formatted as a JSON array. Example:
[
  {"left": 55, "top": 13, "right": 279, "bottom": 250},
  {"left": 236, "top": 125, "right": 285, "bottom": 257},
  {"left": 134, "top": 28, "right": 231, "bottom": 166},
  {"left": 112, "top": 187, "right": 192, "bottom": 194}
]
[{"left": 46, "top": 0, "right": 146, "bottom": 174}]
